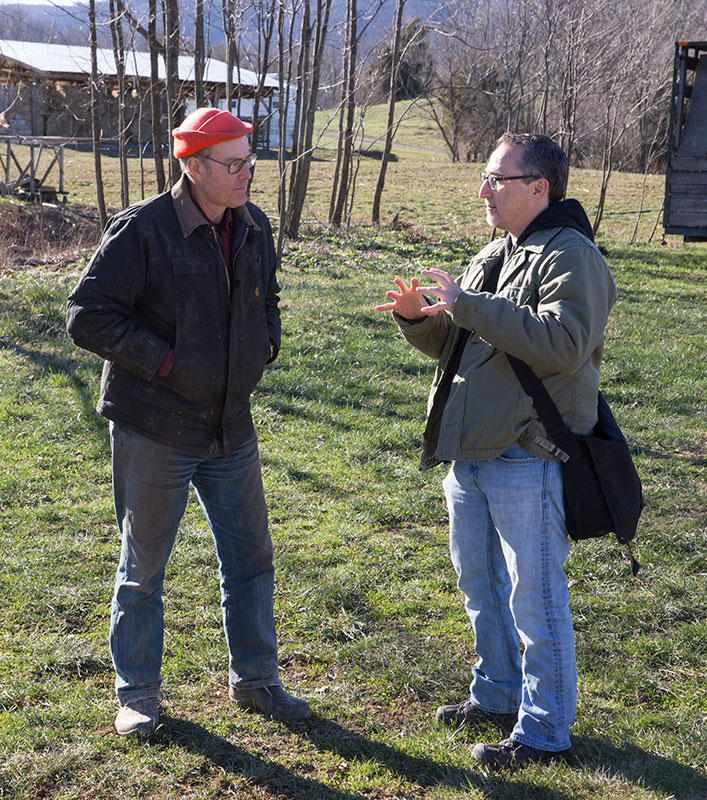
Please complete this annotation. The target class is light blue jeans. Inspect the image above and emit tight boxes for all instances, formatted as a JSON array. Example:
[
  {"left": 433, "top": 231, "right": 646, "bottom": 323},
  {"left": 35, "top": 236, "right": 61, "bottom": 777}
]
[
  {"left": 109, "top": 422, "right": 279, "bottom": 704},
  {"left": 442, "top": 443, "right": 576, "bottom": 751}
]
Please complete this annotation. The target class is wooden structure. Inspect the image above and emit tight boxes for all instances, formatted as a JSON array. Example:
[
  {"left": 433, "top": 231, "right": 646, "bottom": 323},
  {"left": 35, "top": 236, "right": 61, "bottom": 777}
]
[
  {"left": 0, "top": 135, "right": 68, "bottom": 202},
  {"left": 664, "top": 41, "right": 707, "bottom": 241},
  {"left": 0, "top": 39, "right": 289, "bottom": 149}
]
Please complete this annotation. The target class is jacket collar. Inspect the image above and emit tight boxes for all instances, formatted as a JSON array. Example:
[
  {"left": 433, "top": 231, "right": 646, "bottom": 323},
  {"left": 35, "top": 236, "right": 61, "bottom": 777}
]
[{"left": 170, "top": 174, "right": 262, "bottom": 239}]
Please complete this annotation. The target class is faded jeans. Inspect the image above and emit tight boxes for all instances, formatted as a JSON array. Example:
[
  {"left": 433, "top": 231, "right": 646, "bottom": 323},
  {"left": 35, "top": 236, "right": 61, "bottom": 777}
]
[
  {"left": 442, "top": 443, "right": 576, "bottom": 751},
  {"left": 109, "top": 422, "right": 279, "bottom": 704}
]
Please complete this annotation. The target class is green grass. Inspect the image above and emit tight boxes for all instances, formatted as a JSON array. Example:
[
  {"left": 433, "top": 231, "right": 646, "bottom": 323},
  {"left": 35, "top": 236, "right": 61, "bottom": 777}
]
[
  {"left": 0, "top": 117, "right": 706, "bottom": 798},
  {"left": 7, "top": 101, "right": 666, "bottom": 246}
]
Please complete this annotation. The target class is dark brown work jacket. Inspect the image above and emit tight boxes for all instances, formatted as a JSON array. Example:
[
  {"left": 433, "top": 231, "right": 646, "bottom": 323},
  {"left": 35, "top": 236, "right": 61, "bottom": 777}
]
[{"left": 66, "top": 175, "right": 280, "bottom": 456}]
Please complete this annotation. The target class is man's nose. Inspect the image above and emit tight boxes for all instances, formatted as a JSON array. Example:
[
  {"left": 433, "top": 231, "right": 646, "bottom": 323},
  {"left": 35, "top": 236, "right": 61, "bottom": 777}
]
[{"left": 479, "top": 178, "right": 492, "bottom": 199}]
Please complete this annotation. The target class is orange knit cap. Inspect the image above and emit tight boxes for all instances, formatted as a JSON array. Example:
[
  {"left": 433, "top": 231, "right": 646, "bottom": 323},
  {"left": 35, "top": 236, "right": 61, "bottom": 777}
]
[{"left": 172, "top": 108, "right": 253, "bottom": 158}]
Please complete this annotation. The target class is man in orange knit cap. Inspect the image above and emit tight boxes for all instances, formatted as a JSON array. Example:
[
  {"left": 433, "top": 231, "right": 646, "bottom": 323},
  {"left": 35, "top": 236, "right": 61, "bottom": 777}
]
[{"left": 67, "top": 108, "right": 311, "bottom": 735}]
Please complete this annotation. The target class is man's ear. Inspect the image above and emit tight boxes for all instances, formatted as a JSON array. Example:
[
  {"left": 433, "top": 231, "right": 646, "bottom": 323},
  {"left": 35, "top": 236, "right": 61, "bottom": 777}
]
[
  {"left": 534, "top": 177, "right": 550, "bottom": 198},
  {"left": 186, "top": 155, "right": 203, "bottom": 181}
]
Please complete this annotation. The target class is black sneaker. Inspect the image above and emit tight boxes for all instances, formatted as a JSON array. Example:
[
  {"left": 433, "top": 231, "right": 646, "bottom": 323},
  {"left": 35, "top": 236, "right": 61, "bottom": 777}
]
[
  {"left": 434, "top": 698, "right": 517, "bottom": 729},
  {"left": 229, "top": 684, "right": 312, "bottom": 721},
  {"left": 472, "top": 737, "right": 571, "bottom": 768}
]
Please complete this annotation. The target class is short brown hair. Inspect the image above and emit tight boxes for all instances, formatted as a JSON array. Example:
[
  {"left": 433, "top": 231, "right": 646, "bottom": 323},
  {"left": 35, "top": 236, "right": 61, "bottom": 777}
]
[{"left": 495, "top": 133, "right": 567, "bottom": 204}]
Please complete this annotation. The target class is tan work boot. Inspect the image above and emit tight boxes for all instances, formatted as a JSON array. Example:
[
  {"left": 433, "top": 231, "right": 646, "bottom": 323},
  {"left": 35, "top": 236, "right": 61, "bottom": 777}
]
[
  {"left": 114, "top": 697, "right": 159, "bottom": 736},
  {"left": 229, "top": 684, "right": 311, "bottom": 721}
]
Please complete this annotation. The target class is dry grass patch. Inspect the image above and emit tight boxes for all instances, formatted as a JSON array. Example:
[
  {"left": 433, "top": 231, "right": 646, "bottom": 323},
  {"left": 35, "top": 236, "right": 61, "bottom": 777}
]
[{"left": 0, "top": 199, "right": 99, "bottom": 271}]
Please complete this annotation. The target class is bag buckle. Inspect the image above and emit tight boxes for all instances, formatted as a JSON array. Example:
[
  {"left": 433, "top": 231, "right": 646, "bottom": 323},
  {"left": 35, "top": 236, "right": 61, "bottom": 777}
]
[{"left": 533, "top": 434, "right": 570, "bottom": 463}]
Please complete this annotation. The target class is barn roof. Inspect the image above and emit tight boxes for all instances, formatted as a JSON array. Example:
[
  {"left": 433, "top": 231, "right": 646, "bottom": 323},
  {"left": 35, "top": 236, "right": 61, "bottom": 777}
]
[{"left": 0, "top": 39, "right": 279, "bottom": 89}]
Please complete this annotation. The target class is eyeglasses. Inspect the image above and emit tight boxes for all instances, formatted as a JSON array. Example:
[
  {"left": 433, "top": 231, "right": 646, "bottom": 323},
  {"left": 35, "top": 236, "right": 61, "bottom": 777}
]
[
  {"left": 203, "top": 153, "right": 257, "bottom": 174},
  {"left": 480, "top": 172, "right": 539, "bottom": 191}
]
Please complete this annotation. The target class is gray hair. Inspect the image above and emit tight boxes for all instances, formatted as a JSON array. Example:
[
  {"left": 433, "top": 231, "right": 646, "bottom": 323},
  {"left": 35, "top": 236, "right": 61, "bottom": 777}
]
[
  {"left": 179, "top": 145, "right": 214, "bottom": 174},
  {"left": 495, "top": 132, "right": 567, "bottom": 204}
]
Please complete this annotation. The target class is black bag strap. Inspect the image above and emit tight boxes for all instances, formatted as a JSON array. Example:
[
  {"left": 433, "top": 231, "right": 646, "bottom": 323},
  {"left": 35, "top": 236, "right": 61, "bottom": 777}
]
[
  {"left": 505, "top": 353, "right": 581, "bottom": 462},
  {"left": 506, "top": 353, "right": 640, "bottom": 575}
]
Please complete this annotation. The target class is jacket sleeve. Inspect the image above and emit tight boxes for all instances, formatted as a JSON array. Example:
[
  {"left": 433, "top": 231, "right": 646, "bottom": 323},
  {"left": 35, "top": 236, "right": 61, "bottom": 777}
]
[
  {"left": 394, "top": 309, "right": 453, "bottom": 361},
  {"left": 66, "top": 212, "right": 171, "bottom": 380},
  {"left": 452, "top": 243, "right": 616, "bottom": 375}
]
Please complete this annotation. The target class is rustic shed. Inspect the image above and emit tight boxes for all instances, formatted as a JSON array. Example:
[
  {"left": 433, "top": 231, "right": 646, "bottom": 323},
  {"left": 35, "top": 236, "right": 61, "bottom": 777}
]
[
  {"left": 0, "top": 39, "right": 292, "bottom": 149},
  {"left": 664, "top": 41, "right": 707, "bottom": 241}
]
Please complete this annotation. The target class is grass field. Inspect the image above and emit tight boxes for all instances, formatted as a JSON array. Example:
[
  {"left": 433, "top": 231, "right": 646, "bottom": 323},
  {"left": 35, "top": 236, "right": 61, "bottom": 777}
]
[{"left": 0, "top": 106, "right": 705, "bottom": 799}]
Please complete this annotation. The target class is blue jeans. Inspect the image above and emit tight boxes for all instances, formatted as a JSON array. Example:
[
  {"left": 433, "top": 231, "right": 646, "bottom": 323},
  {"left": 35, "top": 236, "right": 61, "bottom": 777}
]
[
  {"left": 109, "top": 423, "right": 279, "bottom": 704},
  {"left": 442, "top": 444, "right": 576, "bottom": 751}
]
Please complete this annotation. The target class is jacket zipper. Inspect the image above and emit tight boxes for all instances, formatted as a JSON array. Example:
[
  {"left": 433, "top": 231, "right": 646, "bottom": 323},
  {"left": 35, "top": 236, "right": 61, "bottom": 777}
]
[
  {"left": 209, "top": 221, "right": 250, "bottom": 440},
  {"left": 209, "top": 227, "right": 231, "bottom": 300},
  {"left": 209, "top": 224, "right": 249, "bottom": 302}
]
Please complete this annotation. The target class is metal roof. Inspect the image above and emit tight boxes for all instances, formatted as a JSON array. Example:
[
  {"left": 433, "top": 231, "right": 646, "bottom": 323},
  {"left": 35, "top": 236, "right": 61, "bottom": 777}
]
[{"left": 0, "top": 39, "right": 279, "bottom": 88}]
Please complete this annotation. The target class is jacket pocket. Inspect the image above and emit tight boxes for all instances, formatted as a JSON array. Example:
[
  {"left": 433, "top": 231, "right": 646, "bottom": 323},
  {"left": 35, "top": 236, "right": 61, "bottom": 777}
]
[
  {"left": 172, "top": 258, "right": 217, "bottom": 277},
  {"left": 501, "top": 283, "right": 537, "bottom": 308}
]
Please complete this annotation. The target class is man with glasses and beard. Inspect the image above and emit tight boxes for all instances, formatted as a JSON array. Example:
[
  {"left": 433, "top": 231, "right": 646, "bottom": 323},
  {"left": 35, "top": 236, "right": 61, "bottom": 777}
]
[
  {"left": 67, "top": 108, "right": 311, "bottom": 736},
  {"left": 377, "top": 133, "right": 615, "bottom": 768}
]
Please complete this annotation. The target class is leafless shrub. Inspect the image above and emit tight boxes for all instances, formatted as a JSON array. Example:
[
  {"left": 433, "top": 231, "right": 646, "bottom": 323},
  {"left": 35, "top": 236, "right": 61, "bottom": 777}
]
[{"left": 0, "top": 200, "right": 100, "bottom": 272}]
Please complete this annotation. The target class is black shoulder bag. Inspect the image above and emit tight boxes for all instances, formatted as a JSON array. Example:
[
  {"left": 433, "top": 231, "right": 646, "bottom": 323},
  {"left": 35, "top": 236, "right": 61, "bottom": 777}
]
[{"left": 506, "top": 354, "right": 643, "bottom": 575}]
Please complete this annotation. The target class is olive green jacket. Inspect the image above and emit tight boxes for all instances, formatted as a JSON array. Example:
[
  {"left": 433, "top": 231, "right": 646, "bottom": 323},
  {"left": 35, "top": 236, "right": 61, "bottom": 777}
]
[{"left": 396, "top": 225, "right": 617, "bottom": 468}]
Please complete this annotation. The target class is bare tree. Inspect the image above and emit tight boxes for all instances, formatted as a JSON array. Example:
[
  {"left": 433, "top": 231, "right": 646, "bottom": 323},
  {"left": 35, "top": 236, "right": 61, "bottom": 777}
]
[
  {"left": 116, "top": 0, "right": 166, "bottom": 191},
  {"left": 155, "top": 0, "right": 182, "bottom": 185},
  {"left": 371, "top": 0, "right": 405, "bottom": 226},
  {"left": 283, "top": 0, "right": 333, "bottom": 239},
  {"left": 248, "top": 0, "right": 278, "bottom": 159},
  {"left": 221, "top": 0, "right": 239, "bottom": 109},
  {"left": 148, "top": 0, "right": 166, "bottom": 191},
  {"left": 587, "top": 0, "right": 684, "bottom": 234},
  {"left": 328, "top": 0, "right": 385, "bottom": 226},
  {"left": 223, "top": 0, "right": 257, "bottom": 117},
  {"left": 89, "top": 0, "right": 108, "bottom": 228},
  {"left": 109, "top": 0, "right": 130, "bottom": 208},
  {"left": 328, "top": 0, "right": 357, "bottom": 226},
  {"left": 194, "top": 0, "right": 206, "bottom": 107}
]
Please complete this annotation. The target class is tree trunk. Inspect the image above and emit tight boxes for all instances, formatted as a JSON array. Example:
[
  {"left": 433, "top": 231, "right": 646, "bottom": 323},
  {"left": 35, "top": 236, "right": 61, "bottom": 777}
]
[
  {"left": 148, "top": 0, "right": 166, "bottom": 191},
  {"left": 284, "top": 0, "right": 333, "bottom": 239},
  {"left": 89, "top": 0, "right": 107, "bottom": 229},
  {"left": 162, "top": 0, "right": 181, "bottom": 185},
  {"left": 221, "top": 0, "right": 235, "bottom": 108},
  {"left": 276, "top": 0, "right": 298, "bottom": 260},
  {"left": 593, "top": 101, "right": 617, "bottom": 236},
  {"left": 249, "top": 0, "right": 276, "bottom": 162},
  {"left": 194, "top": 0, "right": 206, "bottom": 107},
  {"left": 109, "top": 0, "right": 130, "bottom": 208},
  {"left": 329, "top": 0, "right": 357, "bottom": 227},
  {"left": 371, "top": 0, "right": 404, "bottom": 226},
  {"left": 286, "top": 0, "right": 311, "bottom": 214}
]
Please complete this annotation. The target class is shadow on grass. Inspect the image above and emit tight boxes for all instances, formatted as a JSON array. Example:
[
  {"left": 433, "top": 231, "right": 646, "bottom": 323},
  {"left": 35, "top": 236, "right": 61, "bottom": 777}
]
[
  {"left": 281, "top": 715, "right": 575, "bottom": 797},
  {"left": 0, "top": 336, "right": 109, "bottom": 449},
  {"left": 572, "top": 735, "right": 707, "bottom": 800},
  {"left": 156, "top": 714, "right": 368, "bottom": 800},
  {"left": 622, "top": 440, "right": 707, "bottom": 471},
  {"left": 156, "top": 712, "right": 576, "bottom": 798}
]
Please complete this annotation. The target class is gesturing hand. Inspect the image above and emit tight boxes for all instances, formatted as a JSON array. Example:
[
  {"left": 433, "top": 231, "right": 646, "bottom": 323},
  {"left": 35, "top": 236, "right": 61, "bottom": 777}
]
[
  {"left": 417, "top": 268, "right": 462, "bottom": 315},
  {"left": 375, "top": 276, "right": 427, "bottom": 319}
]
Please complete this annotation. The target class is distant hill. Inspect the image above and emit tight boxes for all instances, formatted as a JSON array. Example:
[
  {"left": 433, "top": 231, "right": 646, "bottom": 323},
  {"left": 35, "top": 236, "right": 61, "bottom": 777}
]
[{"left": 0, "top": 0, "right": 439, "bottom": 50}]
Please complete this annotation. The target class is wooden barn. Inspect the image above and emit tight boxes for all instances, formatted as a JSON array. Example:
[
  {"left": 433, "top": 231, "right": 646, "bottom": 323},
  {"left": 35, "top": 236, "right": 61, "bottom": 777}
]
[{"left": 664, "top": 41, "right": 707, "bottom": 241}]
